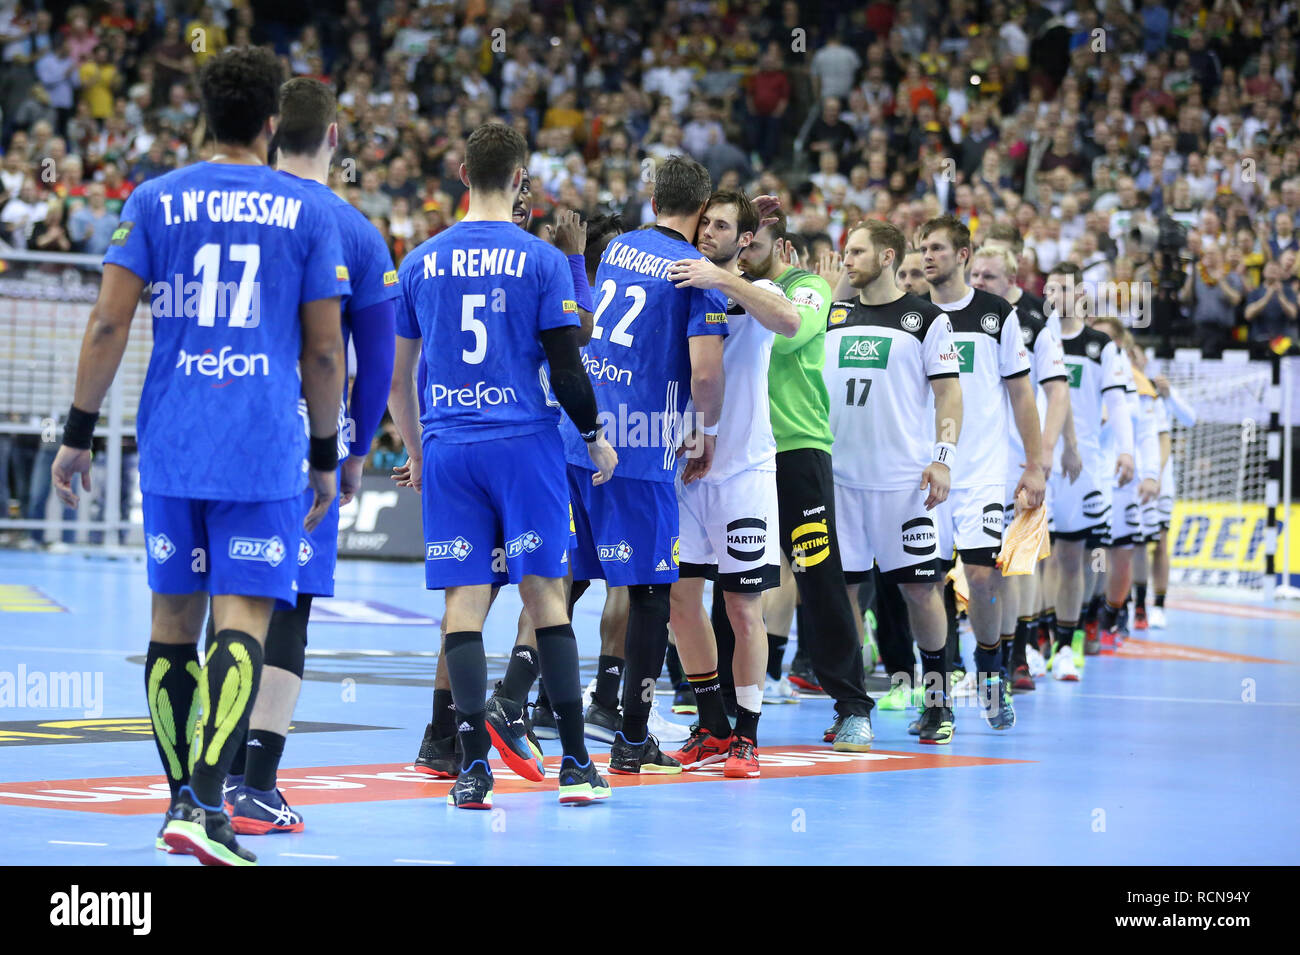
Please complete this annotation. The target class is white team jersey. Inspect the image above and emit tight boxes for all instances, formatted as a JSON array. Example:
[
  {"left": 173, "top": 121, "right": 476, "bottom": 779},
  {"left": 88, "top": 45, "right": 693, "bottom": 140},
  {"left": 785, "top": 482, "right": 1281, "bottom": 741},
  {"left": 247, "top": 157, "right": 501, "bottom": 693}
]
[
  {"left": 1005, "top": 313, "right": 1067, "bottom": 470},
  {"left": 685, "top": 277, "right": 781, "bottom": 484},
  {"left": 1057, "top": 323, "right": 1129, "bottom": 459},
  {"left": 929, "top": 286, "right": 1030, "bottom": 488},
  {"left": 824, "top": 292, "right": 959, "bottom": 491}
]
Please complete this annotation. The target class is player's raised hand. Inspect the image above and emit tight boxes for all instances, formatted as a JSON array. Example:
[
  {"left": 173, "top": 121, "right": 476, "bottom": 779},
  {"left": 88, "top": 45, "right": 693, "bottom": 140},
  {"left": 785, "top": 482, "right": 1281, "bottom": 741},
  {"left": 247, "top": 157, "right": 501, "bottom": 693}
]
[
  {"left": 51, "top": 445, "right": 93, "bottom": 509},
  {"left": 1137, "top": 477, "right": 1159, "bottom": 504},
  {"left": 1153, "top": 374, "right": 1171, "bottom": 398},
  {"left": 1116, "top": 452, "right": 1135, "bottom": 487},
  {"left": 587, "top": 433, "right": 618, "bottom": 485},
  {"left": 817, "top": 250, "right": 845, "bottom": 290},
  {"left": 920, "top": 460, "right": 950, "bottom": 510},
  {"left": 304, "top": 466, "right": 337, "bottom": 532},
  {"left": 391, "top": 453, "right": 422, "bottom": 492},
  {"left": 340, "top": 455, "right": 364, "bottom": 506},
  {"left": 553, "top": 208, "right": 587, "bottom": 256},
  {"left": 667, "top": 257, "right": 728, "bottom": 290},
  {"left": 1061, "top": 442, "right": 1083, "bottom": 483},
  {"left": 679, "top": 431, "right": 715, "bottom": 484},
  {"left": 754, "top": 194, "right": 782, "bottom": 231},
  {"left": 1015, "top": 464, "right": 1046, "bottom": 511},
  {"left": 775, "top": 237, "right": 801, "bottom": 269}
]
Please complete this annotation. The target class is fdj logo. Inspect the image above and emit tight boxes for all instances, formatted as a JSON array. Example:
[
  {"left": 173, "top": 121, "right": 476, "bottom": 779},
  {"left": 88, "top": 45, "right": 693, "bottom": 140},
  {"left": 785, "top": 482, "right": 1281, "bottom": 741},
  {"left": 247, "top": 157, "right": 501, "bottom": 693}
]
[
  {"left": 505, "top": 530, "right": 543, "bottom": 558},
  {"left": 952, "top": 340, "right": 975, "bottom": 373},
  {"left": 229, "top": 536, "right": 286, "bottom": 566},
  {"left": 1066, "top": 362, "right": 1084, "bottom": 388},
  {"left": 598, "top": 541, "right": 633, "bottom": 563},
  {"left": 427, "top": 537, "right": 473, "bottom": 561},
  {"left": 146, "top": 533, "right": 175, "bottom": 564},
  {"left": 839, "top": 335, "right": 891, "bottom": 368},
  {"left": 298, "top": 538, "right": 314, "bottom": 566}
]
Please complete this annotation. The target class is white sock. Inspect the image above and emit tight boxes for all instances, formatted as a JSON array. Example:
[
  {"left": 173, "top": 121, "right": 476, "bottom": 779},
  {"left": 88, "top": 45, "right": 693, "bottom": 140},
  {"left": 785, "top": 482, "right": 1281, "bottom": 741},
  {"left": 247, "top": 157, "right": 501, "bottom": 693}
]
[{"left": 735, "top": 683, "right": 762, "bottom": 715}]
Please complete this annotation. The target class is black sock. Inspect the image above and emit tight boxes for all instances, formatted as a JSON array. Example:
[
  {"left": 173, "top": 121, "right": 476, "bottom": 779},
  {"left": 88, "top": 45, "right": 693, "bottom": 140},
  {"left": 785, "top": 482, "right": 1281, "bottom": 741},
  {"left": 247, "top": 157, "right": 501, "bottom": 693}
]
[
  {"left": 443, "top": 631, "right": 490, "bottom": 768},
  {"left": 535, "top": 624, "right": 588, "bottom": 762},
  {"left": 500, "top": 644, "right": 540, "bottom": 703},
  {"left": 794, "top": 603, "right": 808, "bottom": 659},
  {"left": 536, "top": 679, "right": 550, "bottom": 707},
  {"left": 1039, "top": 608, "right": 1056, "bottom": 648},
  {"left": 918, "top": 647, "right": 946, "bottom": 706},
  {"left": 1099, "top": 600, "right": 1121, "bottom": 631},
  {"left": 1012, "top": 617, "right": 1032, "bottom": 668},
  {"left": 244, "top": 729, "right": 285, "bottom": 792},
  {"left": 666, "top": 644, "right": 685, "bottom": 687},
  {"left": 687, "top": 671, "right": 731, "bottom": 738},
  {"left": 1055, "top": 621, "right": 1078, "bottom": 652},
  {"left": 734, "top": 705, "right": 760, "bottom": 743},
  {"left": 1135, "top": 583, "right": 1147, "bottom": 610},
  {"left": 1086, "top": 593, "right": 1103, "bottom": 625},
  {"left": 432, "top": 687, "right": 456, "bottom": 737},
  {"left": 975, "top": 642, "right": 1001, "bottom": 682},
  {"left": 189, "top": 630, "right": 263, "bottom": 809},
  {"left": 144, "top": 641, "right": 201, "bottom": 801},
  {"left": 766, "top": 633, "right": 788, "bottom": 681},
  {"left": 620, "top": 583, "right": 671, "bottom": 743},
  {"left": 594, "top": 654, "right": 624, "bottom": 710},
  {"left": 999, "top": 633, "right": 1014, "bottom": 674},
  {"left": 1155, "top": 591, "right": 1166, "bottom": 608}
]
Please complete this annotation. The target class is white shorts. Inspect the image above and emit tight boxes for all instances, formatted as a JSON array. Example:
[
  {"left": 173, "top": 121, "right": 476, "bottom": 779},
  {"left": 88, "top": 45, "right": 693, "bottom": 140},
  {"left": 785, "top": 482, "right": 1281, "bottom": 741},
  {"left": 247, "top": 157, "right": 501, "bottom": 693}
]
[
  {"left": 676, "top": 467, "right": 780, "bottom": 592},
  {"left": 938, "top": 483, "right": 1005, "bottom": 567},
  {"left": 1049, "top": 459, "right": 1111, "bottom": 541},
  {"left": 836, "top": 484, "right": 948, "bottom": 583},
  {"left": 1107, "top": 477, "right": 1144, "bottom": 546}
]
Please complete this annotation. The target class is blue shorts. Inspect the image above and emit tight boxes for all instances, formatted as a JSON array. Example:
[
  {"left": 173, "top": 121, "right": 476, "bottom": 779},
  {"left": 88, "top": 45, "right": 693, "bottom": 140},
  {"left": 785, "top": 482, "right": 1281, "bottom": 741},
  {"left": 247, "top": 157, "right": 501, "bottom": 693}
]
[
  {"left": 142, "top": 493, "right": 302, "bottom": 607},
  {"left": 568, "top": 468, "right": 679, "bottom": 587},
  {"left": 296, "top": 472, "right": 341, "bottom": 598},
  {"left": 421, "top": 430, "right": 571, "bottom": 589}
]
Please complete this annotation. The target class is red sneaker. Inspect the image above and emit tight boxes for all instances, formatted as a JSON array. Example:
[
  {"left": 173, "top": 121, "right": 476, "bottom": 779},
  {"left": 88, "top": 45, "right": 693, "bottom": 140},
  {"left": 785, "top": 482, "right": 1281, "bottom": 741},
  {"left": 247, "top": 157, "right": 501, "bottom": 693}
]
[
  {"left": 723, "top": 735, "right": 760, "bottom": 778},
  {"left": 1099, "top": 628, "right": 1117, "bottom": 654},
  {"left": 1134, "top": 607, "right": 1149, "bottom": 631},
  {"left": 1011, "top": 664, "right": 1035, "bottom": 692},
  {"left": 667, "top": 725, "right": 733, "bottom": 770}
]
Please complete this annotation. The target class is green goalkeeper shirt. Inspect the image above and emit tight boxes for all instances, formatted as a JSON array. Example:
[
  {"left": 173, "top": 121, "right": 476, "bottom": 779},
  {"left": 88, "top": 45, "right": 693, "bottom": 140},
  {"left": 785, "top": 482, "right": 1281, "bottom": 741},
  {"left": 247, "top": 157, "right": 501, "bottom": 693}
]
[{"left": 769, "top": 266, "right": 834, "bottom": 455}]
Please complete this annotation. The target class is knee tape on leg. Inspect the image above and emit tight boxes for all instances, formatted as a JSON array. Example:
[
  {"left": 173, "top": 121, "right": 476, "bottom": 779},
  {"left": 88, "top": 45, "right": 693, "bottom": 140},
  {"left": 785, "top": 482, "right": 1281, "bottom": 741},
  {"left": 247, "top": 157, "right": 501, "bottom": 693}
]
[{"left": 264, "top": 594, "right": 310, "bottom": 678}]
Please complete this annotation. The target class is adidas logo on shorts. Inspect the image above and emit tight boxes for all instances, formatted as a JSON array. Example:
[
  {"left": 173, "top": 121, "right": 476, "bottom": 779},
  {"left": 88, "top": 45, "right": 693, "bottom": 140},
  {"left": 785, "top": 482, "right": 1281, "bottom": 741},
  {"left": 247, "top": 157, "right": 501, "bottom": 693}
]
[{"left": 655, "top": 559, "right": 669, "bottom": 571}]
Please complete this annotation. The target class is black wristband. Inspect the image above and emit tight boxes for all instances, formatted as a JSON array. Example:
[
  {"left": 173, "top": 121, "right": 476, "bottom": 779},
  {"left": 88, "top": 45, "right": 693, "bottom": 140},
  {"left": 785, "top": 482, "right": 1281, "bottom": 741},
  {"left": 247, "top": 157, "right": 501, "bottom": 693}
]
[
  {"left": 309, "top": 434, "right": 339, "bottom": 471},
  {"left": 62, "top": 405, "right": 98, "bottom": 450},
  {"left": 581, "top": 426, "right": 602, "bottom": 443}
]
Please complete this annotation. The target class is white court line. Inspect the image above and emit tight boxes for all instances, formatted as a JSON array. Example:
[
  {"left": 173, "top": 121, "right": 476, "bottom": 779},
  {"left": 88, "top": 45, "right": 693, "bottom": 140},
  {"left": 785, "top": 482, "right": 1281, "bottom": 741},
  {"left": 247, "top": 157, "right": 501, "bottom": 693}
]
[
  {"left": 1075, "top": 693, "right": 1300, "bottom": 707},
  {"left": 393, "top": 858, "right": 455, "bottom": 865},
  {"left": 49, "top": 840, "right": 107, "bottom": 846},
  {"left": 0, "top": 645, "right": 139, "bottom": 655},
  {"left": 279, "top": 852, "right": 339, "bottom": 860}
]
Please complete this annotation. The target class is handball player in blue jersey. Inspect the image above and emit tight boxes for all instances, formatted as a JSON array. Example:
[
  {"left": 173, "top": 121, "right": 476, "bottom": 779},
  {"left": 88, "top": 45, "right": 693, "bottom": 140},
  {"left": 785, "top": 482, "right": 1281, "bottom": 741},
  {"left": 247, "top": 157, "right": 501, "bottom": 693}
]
[
  {"left": 563, "top": 155, "right": 729, "bottom": 776},
  {"left": 389, "top": 124, "right": 618, "bottom": 809},
  {"left": 212, "top": 77, "right": 399, "bottom": 837},
  {"left": 50, "top": 48, "right": 348, "bottom": 865}
]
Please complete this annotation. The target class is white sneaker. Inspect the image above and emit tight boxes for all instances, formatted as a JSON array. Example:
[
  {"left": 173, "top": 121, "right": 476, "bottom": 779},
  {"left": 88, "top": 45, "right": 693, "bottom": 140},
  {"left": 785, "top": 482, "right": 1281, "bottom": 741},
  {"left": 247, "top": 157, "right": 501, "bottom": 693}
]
[
  {"left": 762, "top": 676, "right": 801, "bottom": 704},
  {"left": 1026, "top": 644, "right": 1048, "bottom": 678},
  {"left": 951, "top": 670, "right": 978, "bottom": 697},
  {"left": 1051, "top": 645, "right": 1080, "bottom": 682},
  {"left": 646, "top": 697, "right": 690, "bottom": 743},
  {"left": 1148, "top": 606, "right": 1166, "bottom": 629},
  {"left": 581, "top": 678, "right": 596, "bottom": 709}
]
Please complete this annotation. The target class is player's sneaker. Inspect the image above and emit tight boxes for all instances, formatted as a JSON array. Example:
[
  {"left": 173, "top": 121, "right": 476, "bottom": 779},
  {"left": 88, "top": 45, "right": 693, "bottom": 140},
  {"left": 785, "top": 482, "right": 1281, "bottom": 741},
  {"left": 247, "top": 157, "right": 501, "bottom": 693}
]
[
  {"left": 1134, "top": 606, "right": 1149, "bottom": 631},
  {"left": 530, "top": 699, "right": 559, "bottom": 739},
  {"left": 667, "top": 725, "right": 732, "bottom": 769},
  {"left": 608, "top": 732, "right": 682, "bottom": 775},
  {"left": 221, "top": 773, "right": 243, "bottom": 813},
  {"left": 485, "top": 693, "right": 544, "bottom": 782},
  {"left": 1072, "top": 628, "right": 1087, "bottom": 668},
  {"left": 229, "top": 785, "right": 305, "bottom": 835},
  {"left": 1011, "top": 663, "right": 1036, "bottom": 693},
  {"left": 1051, "top": 645, "right": 1080, "bottom": 682},
  {"left": 155, "top": 813, "right": 187, "bottom": 853},
  {"left": 917, "top": 704, "right": 954, "bottom": 744},
  {"left": 723, "top": 735, "right": 760, "bottom": 778},
  {"left": 877, "top": 682, "right": 912, "bottom": 710},
  {"left": 763, "top": 676, "right": 801, "bottom": 704},
  {"left": 671, "top": 683, "right": 697, "bottom": 715},
  {"left": 1026, "top": 643, "right": 1048, "bottom": 677},
  {"left": 1083, "top": 620, "right": 1098, "bottom": 653},
  {"left": 557, "top": 756, "right": 611, "bottom": 805},
  {"left": 447, "top": 760, "right": 493, "bottom": 810},
  {"left": 1148, "top": 606, "right": 1166, "bottom": 629},
  {"left": 413, "top": 723, "right": 460, "bottom": 778},
  {"left": 831, "top": 714, "right": 873, "bottom": 752},
  {"left": 583, "top": 698, "right": 622, "bottom": 744},
  {"left": 823, "top": 713, "right": 844, "bottom": 743},
  {"left": 647, "top": 697, "right": 691, "bottom": 743},
  {"left": 1099, "top": 627, "right": 1118, "bottom": 654},
  {"left": 788, "top": 650, "right": 822, "bottom": 692},
  {"left": 982, "top": 677, "right": 1016, "bottom": 731},
  {"left": 161, "top": 788, "right": 256, "bottom": 866},
  {"left": 951, "top": 669, "right": 977, "bottom": 697}
]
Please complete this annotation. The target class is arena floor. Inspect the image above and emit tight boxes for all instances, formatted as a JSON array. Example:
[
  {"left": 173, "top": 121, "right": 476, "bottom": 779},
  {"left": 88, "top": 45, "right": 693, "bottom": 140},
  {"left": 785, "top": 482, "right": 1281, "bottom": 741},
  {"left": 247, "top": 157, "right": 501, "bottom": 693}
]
[{"left": 2, "top": 550, "right": 1297, "bottom": 866}]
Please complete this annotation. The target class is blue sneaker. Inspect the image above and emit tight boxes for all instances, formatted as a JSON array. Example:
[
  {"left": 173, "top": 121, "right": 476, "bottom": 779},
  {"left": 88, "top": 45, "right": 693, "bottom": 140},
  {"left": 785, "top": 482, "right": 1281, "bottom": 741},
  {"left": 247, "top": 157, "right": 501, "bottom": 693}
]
[
  {"left": 221, "top": 773, "right": 243, "bottom": 813},
  {"left": 228, "top": 785, "right": 305, "bottom": 834},
  {"left": 161, "top": 787, "right": 256, "bottom": 866},
  {"left": 982, "top": 676, "right": 1016, "bottom": 731},
  {"left": 557, "top": 755, "right": 611, "bottom": 805},
  {"left": 447, "top": 760, "right": 493, "bottom": 810},
  {"left": 486, "top": 693, "right": 545, "bottom": 781},
  {"left": 831, "top": 713, "right": 874, "bottom": 752}
]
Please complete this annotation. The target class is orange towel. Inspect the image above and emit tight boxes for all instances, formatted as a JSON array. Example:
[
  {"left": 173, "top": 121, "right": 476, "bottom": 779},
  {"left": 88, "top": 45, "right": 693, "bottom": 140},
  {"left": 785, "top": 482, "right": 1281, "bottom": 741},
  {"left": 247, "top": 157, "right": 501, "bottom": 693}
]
[
  {"left": 997, "top": 492, "right": 1051, "bottom": 575},
  {"left": 947, "top": 559, "right": 970, "bottom": 613}
]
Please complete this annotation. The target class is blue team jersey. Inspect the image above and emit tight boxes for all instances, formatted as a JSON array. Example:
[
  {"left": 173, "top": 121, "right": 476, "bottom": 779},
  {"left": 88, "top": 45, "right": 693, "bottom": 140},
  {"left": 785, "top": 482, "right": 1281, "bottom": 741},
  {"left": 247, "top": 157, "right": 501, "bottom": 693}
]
[
  {"left": 281, "top": 173, "right": 399, "bottom": 458},
  {"left": 104, "top": 162, "right": 350, "bottom": 502},
  {"left": 562, "top": 225, "right": 728, "bottom": 483},
  {"left": 395, "top": 220, "right": 578, "bottom": 443}
]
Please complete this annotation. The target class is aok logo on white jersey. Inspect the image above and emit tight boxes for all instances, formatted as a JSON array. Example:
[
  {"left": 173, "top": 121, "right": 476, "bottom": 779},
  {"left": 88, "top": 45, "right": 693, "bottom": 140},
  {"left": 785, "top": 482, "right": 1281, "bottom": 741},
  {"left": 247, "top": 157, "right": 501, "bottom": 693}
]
[{"left": 839, "top": 335, "right": 892, "bottom": 368}]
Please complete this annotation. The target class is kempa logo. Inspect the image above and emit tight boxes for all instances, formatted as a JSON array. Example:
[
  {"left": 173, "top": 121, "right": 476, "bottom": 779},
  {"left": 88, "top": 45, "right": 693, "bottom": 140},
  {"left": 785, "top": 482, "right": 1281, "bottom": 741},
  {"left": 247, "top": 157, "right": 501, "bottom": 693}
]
[
  {"left": 1, "top": 666, "right": 104, "bottom": 717},
  {"left": 584, "top": 354, "right": 632, "bottom": 386},
  {"left": 146, "top": 533, "right": 175, "bottom": 563},
  {"left": 430, "top": 381, "right": 518, "bottom": 409},
  {"left": 598, "top": 541, "right": 633, "bottom": 563},
  {"left": 50, "top": 885, "right": 151, "bottom": 935},
  {"left": 427, "top": 537, "right": 473, "bottom": 561},
  {"left": 839, "top": 335, "right": 891, "bottom": 368},
  {"left": 229, "top": 536, "right": 286, "bottom": 566},
  {"left": 175, "top": 346, "right": 269, "bottom": 380}
]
